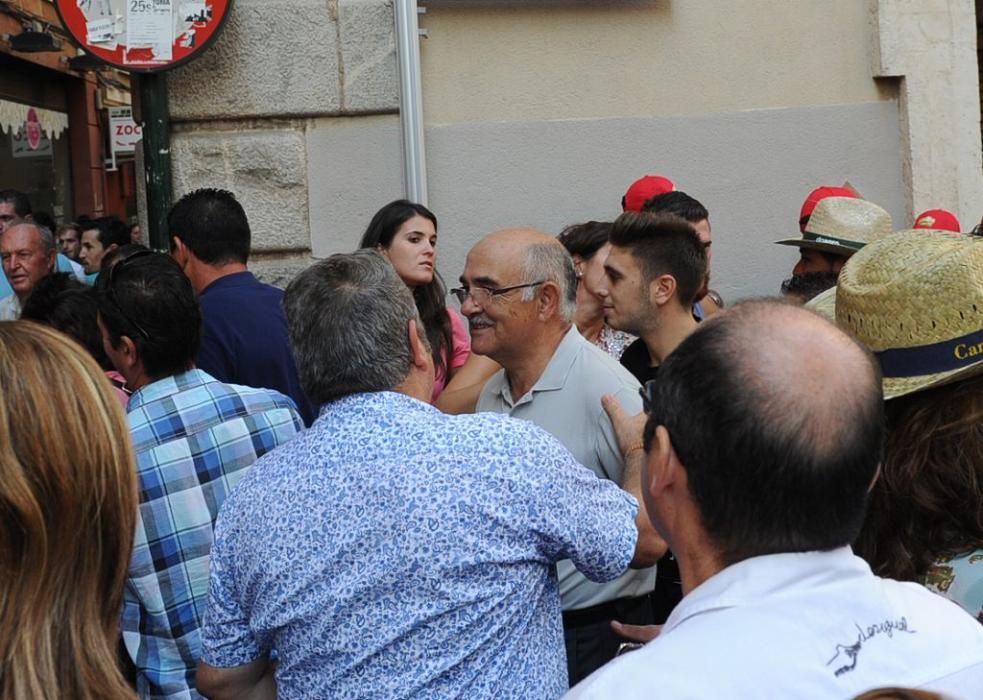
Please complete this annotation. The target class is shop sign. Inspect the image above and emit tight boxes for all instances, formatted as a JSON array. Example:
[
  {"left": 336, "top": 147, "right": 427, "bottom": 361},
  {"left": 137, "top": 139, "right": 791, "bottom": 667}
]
[
  {"left": 11, "top": 109, "right": 54, "bottom": 159},
  {"left": 109, "top": 107, "right": 142, "bottom": 155}
]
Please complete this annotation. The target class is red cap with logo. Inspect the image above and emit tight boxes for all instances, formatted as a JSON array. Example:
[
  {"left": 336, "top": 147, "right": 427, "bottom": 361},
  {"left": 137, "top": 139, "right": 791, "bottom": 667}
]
[
  {"left": 913, "top": 209, "right": 961, "bottom": 233},
  {"left": 622, "top": 175, "right": 676, "bottom": 212}
]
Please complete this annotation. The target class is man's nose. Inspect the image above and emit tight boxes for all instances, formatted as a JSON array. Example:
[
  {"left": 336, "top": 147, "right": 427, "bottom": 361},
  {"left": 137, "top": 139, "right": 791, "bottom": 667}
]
[{"left": 460, "top": 294, "right": 479, "bottom": 316}]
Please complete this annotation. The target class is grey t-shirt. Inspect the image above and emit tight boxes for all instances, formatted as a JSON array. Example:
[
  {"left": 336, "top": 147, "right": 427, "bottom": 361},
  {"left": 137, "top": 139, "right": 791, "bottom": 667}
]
[{"left": 478, "top": 326, "right": 656, "bottom": 610}]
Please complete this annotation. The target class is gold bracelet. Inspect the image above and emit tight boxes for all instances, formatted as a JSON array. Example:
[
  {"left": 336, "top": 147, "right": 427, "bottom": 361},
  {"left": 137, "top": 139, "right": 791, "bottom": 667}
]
[{"left": 625, "top": 441, "right": 645, "bottom": 459}]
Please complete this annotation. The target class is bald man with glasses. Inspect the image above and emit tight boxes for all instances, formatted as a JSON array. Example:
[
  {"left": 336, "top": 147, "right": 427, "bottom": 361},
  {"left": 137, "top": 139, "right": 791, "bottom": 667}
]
[{"left": 457, "top": 228, "right": 666, "bottom": 685}]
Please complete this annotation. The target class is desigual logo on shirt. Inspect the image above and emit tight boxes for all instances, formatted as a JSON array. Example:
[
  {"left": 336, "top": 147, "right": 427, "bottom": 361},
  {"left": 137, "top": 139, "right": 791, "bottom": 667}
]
[{"left": 826, "top": 616, "right": 917, "bottom": 677}]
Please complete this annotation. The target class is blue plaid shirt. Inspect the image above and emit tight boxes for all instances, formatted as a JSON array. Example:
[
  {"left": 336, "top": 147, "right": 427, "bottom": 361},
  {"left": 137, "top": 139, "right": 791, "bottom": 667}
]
[{"left": 121, "top": 369, "right": 303, "bottom": 699}]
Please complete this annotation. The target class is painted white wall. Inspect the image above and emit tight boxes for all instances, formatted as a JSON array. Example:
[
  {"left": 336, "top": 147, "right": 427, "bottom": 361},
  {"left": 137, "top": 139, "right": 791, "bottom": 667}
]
[{"left": 306, "top": 102, "right": 905, "bottom": 301}]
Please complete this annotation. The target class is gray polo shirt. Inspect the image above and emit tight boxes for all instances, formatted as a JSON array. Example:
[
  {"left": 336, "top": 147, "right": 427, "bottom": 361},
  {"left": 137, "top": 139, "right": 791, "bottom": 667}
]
[{"left": 477, "top": 325, "right": 656, "bottom": 610}]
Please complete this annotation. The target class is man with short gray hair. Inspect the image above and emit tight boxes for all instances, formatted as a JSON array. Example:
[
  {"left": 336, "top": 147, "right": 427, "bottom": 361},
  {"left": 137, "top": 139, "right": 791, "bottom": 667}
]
[
  {"left": 458, "top": 228, "right": 665, "bottom": 684},
  {"left": 197, "top": 249, "right": 653, "bottom": 698},
  {"left": 0, "top": 221, "right": 57, "bottom": 319}
]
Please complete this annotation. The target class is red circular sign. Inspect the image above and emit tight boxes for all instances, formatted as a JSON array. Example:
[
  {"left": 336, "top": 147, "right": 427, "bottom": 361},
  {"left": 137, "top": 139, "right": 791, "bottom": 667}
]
[{"left": 55, "top": 0, "right": 232, "bottom": 73}]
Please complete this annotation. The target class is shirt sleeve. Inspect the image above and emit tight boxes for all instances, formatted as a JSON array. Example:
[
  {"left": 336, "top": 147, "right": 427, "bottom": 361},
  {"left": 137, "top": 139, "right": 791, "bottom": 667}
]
[
  {"left": 596, "top": 383, "right": 644, "bottom": 486},
  {"left": 517, "top": 424, "right": 639, "bottom": 584},
  {"left": 447, "top": 308, "right": 472, "bottom": 371},
  {"left": 199, "top": 511, "right": 266, "bottom": 668}
]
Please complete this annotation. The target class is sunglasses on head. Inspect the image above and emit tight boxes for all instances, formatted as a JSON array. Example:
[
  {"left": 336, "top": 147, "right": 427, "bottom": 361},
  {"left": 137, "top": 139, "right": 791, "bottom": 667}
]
[{"left": 106, "top": 249, "right": 154, "bottom": 340}]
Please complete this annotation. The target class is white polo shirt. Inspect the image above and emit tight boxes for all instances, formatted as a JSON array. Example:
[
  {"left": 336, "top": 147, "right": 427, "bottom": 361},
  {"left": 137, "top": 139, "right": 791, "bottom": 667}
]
[{"left": 566, "top": 547, "right": 983, "bottom": 699}]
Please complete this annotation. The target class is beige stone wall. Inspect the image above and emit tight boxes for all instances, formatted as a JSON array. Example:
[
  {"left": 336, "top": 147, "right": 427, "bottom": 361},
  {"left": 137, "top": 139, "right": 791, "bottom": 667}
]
[
  {"left": 165, "top": 0, "right": 400, "bottom": 280},
  {"left": 420, "top": 0, "right": 888, "bottom": 125},
  {"left": 872, "top": 0, "right": 983, "bottom": 226}
]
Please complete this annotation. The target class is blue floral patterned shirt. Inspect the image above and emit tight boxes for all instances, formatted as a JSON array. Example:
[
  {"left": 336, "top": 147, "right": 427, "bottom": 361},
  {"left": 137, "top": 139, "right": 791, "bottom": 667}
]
[
  {"left": 200, "top": 391, "right": 639, "bottom": 699},
  {"left": 121, "top": 369, "right": 303, "bottom": 699}
]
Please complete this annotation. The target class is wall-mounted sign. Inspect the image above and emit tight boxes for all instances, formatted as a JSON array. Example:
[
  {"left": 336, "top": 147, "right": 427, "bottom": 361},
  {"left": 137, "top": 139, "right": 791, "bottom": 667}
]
[
  {"left": 11, "top": 129, "right": 54, "bottom": 159},
  {"left": 109, "top": 106, "right": 142, "bottom": 155},
  {"left": 55, "top": 0, "right": 233, "bottom": 72}
]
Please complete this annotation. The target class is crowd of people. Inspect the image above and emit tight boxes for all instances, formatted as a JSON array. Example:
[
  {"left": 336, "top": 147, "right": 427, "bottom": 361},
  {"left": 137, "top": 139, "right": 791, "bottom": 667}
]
[{"left": 0, "top": 176, "right": 981, "bottom": 699}]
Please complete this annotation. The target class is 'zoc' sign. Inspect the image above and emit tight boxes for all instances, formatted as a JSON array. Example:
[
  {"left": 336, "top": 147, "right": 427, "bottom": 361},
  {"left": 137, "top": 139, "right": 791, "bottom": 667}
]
[{"left": 109, "top": 107, "right": 142, "bottom": 157}]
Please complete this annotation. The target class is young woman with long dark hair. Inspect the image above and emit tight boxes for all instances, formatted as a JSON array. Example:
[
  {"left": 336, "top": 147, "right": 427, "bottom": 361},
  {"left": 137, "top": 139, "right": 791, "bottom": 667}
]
[{"left": 360, "top": 200, "right": 496, "bottom": 406}]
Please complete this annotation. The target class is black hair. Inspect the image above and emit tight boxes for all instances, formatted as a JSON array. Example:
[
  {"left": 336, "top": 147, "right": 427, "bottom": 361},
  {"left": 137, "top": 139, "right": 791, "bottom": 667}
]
[
  {"left": 100, "top": 243, "right": 150, "bottom": 273},
  {"left": 358, "top": 200, "right": 452, "bottom": 378},
  {"left": 167, "top": 188, "right": 250, "bottom": 265},
  {"left": 31, "top": 211, "right": 56, "bottom": 232},
  {"left": 95, "top": 252, "right": 201, "bottom": 380},
  {"left": 0, "top": 189, "right": 31, "bottom": 217},
  {"left": 557, "top": 221, "right": 613, "bottom": 260},
  {"left": 609, "top": 212, "right": 708, "bottom": 307},
  {"left": 642, "top": 190, "right": 710, "bottom": 223},
  {"left": 83, "top": 216, "right": 130, "bottom": 250},
  {"left": 20, "top": 274, "right": 112, "bottom": 371},
  {"left": 644, "top": 301, "right": 884, "bottom": 565}
]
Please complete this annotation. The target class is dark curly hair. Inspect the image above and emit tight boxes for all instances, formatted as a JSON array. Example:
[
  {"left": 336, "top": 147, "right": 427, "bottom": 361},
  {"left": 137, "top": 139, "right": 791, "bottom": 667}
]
[{"left": 854, "top": 374, "right": 983, "bottom": 581}]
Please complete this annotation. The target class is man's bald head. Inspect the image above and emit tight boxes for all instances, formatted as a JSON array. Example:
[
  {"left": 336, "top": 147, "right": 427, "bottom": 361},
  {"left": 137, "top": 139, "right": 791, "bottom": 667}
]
[
  {"left": 466, "top": 228, "right": 577, "bottom": 322},
  {"left": 645, "top": 300, "right": 883, "bottom": 565}
]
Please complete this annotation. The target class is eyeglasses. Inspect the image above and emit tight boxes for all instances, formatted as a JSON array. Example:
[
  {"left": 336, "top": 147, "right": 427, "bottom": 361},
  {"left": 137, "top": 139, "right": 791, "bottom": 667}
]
[
  {"left": 449, "top": 280, "right": 546, "bottom": 305},
  {"left": 639, "top": 379, "right": 657, "bottom": 414},
  {"left": 106, "top": 249, "right": 153, "bottom": 340}
]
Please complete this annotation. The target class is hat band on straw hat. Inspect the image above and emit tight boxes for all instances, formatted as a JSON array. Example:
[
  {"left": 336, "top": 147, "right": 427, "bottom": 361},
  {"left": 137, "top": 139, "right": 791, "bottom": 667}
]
[
  {"left": 875, "top": 328, "right": 983, "bottom": 378},
  {"left": 802, "top": 231, "right": 866, "bottom": 251}
]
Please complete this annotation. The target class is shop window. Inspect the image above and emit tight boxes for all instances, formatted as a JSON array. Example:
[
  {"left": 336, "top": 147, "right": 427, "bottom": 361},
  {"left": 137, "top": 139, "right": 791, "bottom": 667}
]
[{"left": 0, "top": 99, "right": 73, "bottom": 221}]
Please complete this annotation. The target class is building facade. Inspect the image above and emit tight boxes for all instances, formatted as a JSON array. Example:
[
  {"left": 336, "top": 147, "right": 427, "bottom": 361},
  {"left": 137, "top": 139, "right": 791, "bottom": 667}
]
[
  {"left": 165, "top": 0, "right": 983, "bottom": 298},
  {"left": 1, "top": 0, "right": 137, "bottom": 223}
]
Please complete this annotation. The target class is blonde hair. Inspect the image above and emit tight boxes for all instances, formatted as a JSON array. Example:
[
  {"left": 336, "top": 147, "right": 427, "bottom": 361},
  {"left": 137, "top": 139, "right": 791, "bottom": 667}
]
[{"left": 0, "top": 321, "right": 137, "bottom": 699}]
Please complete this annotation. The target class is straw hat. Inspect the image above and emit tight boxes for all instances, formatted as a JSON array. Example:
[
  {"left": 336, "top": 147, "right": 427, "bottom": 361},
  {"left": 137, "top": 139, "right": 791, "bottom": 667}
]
[
  {"left": 805, "top": 285, "right": 836, "bottom": 321},
  {"left": 776, "top": 197, "right": 893, "bottom": 257},
  {"left": 834, "top": 230, "right": 983, "bottom": 400}
]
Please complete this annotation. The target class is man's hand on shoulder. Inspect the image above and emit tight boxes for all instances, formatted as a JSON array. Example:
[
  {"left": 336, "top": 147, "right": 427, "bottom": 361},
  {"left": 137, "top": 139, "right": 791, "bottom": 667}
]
[{"left": 601, "top": 394, "right": 668, "bottom": 568}]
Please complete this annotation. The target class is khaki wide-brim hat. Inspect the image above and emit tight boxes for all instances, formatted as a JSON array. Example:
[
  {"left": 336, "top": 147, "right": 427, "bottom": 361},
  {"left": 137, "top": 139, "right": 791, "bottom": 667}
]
[
  {"left": 834, "top": 230, "right": 983, "bottom": 400},
  {"left": 776, "top": 197, "right": 894, "bottom": 256}
]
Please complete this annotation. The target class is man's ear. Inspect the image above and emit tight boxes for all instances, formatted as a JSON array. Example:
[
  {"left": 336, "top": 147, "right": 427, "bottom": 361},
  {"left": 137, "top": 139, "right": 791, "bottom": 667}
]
[
  {"left": 646, "top": 425, "right": 673, "bottom": 500},
  {"left": 45, "top": 248, "right": 56, "bottom": 272},
  {"left": 407, "top": 319, "right": 430, "bottom": 370},
  {"left": 114, "top": 334, "right": 141, "bottom": 373},
  {"left": 647, "top": 424, "right": 688, "bottom": 503},
  {"left": 537, "top": 281, "right": 561, "bottom": 320},
  {"left": 650, "top": 274, "right": 678, "bottom": 307},
  {"left": 171, "top": 237, "right": 189, "bottom": 267}
]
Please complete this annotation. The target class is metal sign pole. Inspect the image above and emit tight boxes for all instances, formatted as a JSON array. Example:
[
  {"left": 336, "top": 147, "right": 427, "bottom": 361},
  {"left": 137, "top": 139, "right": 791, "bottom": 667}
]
[
  {"left": 139, "top": 73, "right": 173, "bottom": 252},
  {"left": 395, "top": 0, "right": 428, "bottom": 206}
]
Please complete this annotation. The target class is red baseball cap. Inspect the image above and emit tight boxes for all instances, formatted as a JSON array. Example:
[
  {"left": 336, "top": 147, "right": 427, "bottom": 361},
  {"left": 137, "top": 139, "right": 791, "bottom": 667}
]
[
  {"left": 913, "top": 209, "right": 961, "bottom": 233},
  {"left": 799, "top": 186, "right": 860, "bottom": 232},
  {"left": 622, "top": 175, "right": 676, "bottom": 212}
]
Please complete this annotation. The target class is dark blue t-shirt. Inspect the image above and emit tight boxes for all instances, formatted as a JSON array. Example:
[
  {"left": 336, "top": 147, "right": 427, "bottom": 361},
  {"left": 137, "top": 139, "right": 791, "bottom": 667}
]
[{"left": 197, "top": 271, "right": 317, "bottom": 426}]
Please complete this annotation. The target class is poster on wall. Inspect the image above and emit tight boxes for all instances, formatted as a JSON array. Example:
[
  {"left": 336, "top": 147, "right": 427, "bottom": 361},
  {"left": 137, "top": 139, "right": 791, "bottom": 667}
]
[
  {"left": 11, "top": 130, "right": 54, "bottom": 158},
  {"left": 54, "top": 0, "right": 232, "bottom": 72},
  {"left": 10, "top": 108, "right": 54, "bottom": 158}
]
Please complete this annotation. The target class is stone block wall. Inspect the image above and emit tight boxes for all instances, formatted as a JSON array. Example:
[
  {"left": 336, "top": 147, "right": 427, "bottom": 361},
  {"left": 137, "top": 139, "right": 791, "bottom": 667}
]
[{"left": 166, "top": 0, "right": 399, "bottom": 285}]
